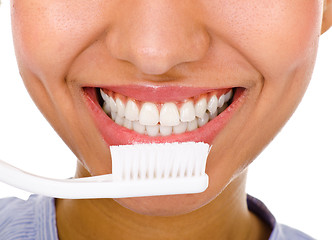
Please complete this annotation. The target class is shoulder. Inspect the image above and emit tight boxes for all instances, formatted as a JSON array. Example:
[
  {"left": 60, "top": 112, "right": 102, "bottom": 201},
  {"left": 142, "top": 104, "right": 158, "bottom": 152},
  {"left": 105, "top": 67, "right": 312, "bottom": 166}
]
[
  {"left": 0, "top": 196, "right": 36, "bottom": 229},
  {"left": 270, "top": 223, "right": 315, "bottom": 240},
  {"left": 246, "top": 195, "right": 315, "bottom": 240},
  {"left": 0, "top": 195, "right": 58, "bottom": 240}
]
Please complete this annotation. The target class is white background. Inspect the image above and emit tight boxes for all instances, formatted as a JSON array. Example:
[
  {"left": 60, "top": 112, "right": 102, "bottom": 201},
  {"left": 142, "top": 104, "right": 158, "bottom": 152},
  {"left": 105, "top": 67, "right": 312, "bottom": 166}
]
[{"left": 0, "top": 1, "right": 331, "bottom": 239}]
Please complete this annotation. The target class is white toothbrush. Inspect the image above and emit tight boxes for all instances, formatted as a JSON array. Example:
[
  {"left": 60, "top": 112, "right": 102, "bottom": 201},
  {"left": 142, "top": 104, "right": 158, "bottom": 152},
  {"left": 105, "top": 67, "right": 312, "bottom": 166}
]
[{"left": 0, "top": 142, "right": 210, "bottom": 199}]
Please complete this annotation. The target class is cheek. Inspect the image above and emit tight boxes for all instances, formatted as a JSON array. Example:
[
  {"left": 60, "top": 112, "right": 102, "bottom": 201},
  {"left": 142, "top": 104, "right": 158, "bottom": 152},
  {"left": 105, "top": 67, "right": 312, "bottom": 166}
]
[
  {"left": 205, "top": 0, "right": 322, "bottom": 80},
  {"left": 249, "top": 4, "right": 321, "bottom": 80},
  {"left": 11, "top": 1, "right": 108, "bottom": 83}
]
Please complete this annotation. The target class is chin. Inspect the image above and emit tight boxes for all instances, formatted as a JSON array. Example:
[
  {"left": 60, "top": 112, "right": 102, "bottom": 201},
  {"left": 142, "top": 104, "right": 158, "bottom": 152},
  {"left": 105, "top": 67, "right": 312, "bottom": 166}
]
[{"left": 113, "top": 188, "right": 217, "bottom": 216}]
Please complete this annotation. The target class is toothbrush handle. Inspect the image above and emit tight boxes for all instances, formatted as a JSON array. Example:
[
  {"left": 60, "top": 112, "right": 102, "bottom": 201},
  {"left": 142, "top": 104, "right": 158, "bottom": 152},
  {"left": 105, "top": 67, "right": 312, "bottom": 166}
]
[
  {"left": 0, "top": 159, "right": 209, "bottom": 199},
  {"left": 0, "top": 159, "right": 113, "bottom": 199}
]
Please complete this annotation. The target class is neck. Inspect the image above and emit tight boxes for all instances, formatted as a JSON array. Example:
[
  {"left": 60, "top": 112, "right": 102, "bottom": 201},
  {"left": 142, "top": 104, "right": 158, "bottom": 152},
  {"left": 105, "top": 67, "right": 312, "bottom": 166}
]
[{"left": 55, "top": 168, "right": 271, "bottom": 240}]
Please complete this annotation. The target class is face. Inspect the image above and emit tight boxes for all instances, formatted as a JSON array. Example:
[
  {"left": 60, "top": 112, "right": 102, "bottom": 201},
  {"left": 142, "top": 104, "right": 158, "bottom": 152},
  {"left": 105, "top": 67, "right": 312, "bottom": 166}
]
[{"left": 11, "top": 0, "right": 324, "bottom": 215}]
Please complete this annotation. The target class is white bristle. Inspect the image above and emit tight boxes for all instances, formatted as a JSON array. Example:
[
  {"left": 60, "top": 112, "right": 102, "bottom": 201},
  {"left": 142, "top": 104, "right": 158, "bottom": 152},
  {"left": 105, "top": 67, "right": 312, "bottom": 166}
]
[
  {"left": 156, "top": 156, "right": 163, "bottom": 179},
  {"left": 132, "top": 155, "right": 139, "bottom": 181},
  {"left": 171, "top": 152, "right": 180, "bottom": 178},
  {"left": 163, "top": 154, "right": 172, "bottom": 178},
  {"left": 110, "top": 142, "right": 210, "bottom": 181},
  {"left": 138, "top": 151, "right": 147, "bottom": 179},
  {"left": 194, "top": 153, "right": 202, "bottom": 177},
  {"left": 179, "top": 155, "right": 187, "bottom": 177},
  {"left": 186, "top": 156, "right": 194, "bottom": 177},
  {"left": 147, "top": 149, "right": 156, "bottom": 179}
]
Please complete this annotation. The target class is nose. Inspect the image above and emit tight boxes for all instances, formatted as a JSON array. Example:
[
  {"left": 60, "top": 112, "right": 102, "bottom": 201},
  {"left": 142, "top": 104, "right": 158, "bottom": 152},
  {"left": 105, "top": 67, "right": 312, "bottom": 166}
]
[{"left": 106, "top": 1, "right": 210, "bottom": 75}]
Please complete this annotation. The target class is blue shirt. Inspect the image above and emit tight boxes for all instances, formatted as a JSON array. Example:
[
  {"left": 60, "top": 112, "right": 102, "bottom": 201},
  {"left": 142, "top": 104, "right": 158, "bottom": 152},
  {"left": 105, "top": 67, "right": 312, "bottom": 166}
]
[{"left": 0, "top": 194, "right": 314, "bottom": 240}]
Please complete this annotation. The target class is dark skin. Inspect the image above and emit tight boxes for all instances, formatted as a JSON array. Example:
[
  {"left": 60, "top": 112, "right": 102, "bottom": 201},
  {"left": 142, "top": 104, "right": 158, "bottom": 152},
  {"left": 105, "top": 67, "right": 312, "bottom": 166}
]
[{"left": 10, "top": 0, "right": 332, "bottom": 239}]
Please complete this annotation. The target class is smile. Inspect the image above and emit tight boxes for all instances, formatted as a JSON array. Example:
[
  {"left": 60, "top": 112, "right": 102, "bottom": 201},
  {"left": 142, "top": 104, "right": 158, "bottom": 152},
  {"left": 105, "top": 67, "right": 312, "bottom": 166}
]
[
  {"left": 84, "top": 86, "right": 246, "bottom": 145},
  {"left": 99, "top": 88, "right": 233, "bottom": 136}
]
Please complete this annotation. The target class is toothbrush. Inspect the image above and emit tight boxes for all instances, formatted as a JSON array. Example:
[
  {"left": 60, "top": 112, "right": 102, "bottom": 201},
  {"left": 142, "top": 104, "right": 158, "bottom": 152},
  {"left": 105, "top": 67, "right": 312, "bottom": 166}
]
[{"left": 0, "top": 142, "right": 210, "bottom": 199}]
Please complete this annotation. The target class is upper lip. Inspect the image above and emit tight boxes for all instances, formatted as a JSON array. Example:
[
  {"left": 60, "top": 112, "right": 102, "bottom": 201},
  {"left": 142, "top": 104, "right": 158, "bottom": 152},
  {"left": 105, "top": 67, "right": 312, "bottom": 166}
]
[{"left": 95, "top": 85, "right": 234, "bottom": 102}]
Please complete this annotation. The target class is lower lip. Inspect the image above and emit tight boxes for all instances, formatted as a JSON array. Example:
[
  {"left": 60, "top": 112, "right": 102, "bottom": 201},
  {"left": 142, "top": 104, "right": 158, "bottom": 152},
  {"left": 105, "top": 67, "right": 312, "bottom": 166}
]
[{"left": 84, "top": 87, "right": 246, "bottom": 145}]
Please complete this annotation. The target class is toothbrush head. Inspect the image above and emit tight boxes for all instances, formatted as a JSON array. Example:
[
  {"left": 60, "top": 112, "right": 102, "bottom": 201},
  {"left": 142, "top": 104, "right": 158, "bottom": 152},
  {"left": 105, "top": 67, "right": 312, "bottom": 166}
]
[
  {"left": 111, "top": 142, "right": 210, "bottom": 181},
  {"left": 109, "top": 142, "right": 211, "bottom": 198}
]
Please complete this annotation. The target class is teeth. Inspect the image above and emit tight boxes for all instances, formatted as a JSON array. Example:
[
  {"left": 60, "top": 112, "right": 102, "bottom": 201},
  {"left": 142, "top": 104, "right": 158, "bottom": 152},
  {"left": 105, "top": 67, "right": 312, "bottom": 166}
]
[
  {"left": 111, "top": 111, "right": 117, "bottom": 121},
  {"left": 100, "top": 88, "right": 117, "bottom": 113},
  {"left": 146, "top": 125, "right": 159, "bottom": 137},
  {"left": 160, "top": 126, "right": 172, "bottom": 136},
  {"left": 173, "top": 122, "right": 188, "bottom": 134},
  {"left": 209, "top": 111, "right": 218, "bottom": 120},
  {"left": 187, "top": 119, "right": 198, "bottom": 131},
  {"left": 197, "top": 113, "right": 209, "bottom": 127},
  {"left": 115, "top": 115, "right": 124, "bottom": 125},
  {"left": 125, "top": 100, "right": 139, "bottom": 121},
  {"left": 218, "top": 94, "right": 225, "bottom": 108},
  {"left": 160, "top": 103, "right": 180, "bottom": 126},
  {"left": 207, "top": 95, "right": 218, "bottom": 114},
  {"left": 218, "top": 103, "right": 228, "bottom": 114},
  {"left": 102, "top": 102, "right": 112, "bottom": 115},
  {"left": 123, "top": 119, "right": 133, "bottom": 130},
  {"left": 180, "top": 101, "right": 195, "bottom": 122},
  {"left": 133, "top": 121, "right": 146, "bottom": 134},
  {"left": 100, "top": 88, "right": 234, "bottom": 136},
  {"left": 109, "top": 97, "right": 117, "bottom": 113},
  {"left": 116, "top": 98, "right": 125, "bottom": 118},
  {"left": 225, "top": 89, "right": 233, "bottom": 102},
  {"left": 194, "top": 98, "right": 207, "bottom": 119},
  {"left": 100, "top": 89, "right": 109, "bottom": 103},
  {"left": 139, "top": 102, "right": 159, "bottom": 126}
]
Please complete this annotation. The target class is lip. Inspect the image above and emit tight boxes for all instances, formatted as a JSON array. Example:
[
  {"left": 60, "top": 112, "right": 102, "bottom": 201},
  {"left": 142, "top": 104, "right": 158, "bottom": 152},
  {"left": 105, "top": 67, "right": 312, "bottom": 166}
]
[
  {"left": 84, "top": 86, "right": 246, "bottom": 145},
  {"left": 98, "top": 85, "right": 230, "bottom": 102}
]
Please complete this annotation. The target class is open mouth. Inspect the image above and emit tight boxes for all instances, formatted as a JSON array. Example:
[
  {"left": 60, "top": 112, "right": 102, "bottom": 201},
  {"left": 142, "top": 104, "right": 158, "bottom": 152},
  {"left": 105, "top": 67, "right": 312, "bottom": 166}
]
[
  {"left": 98, "top": 88, "right": 234, "bottom": 137},
  {"left": 84, "top": 86, "right": 245, "bottom": 145}
]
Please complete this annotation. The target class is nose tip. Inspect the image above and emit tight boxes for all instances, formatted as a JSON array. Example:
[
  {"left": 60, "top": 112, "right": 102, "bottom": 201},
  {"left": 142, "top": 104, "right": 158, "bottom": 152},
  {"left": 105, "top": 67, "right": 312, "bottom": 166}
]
[
  {"left": 123, "top": 36, "right": 209, "bottom": 75},
  {"left": 130, "top": 47, "right": 179, "bottom": 75},
  {"left": 106, "top": 2, "right": 210, "bottom": 76}
]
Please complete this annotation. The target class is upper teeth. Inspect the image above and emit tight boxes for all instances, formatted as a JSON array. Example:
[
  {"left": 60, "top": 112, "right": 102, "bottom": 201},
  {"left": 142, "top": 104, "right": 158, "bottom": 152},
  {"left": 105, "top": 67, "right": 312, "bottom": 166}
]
[
  {"left": 100, "top": 88, "right": 233, "bottom": 136},
  {"left": 160, "top": 102, "right": 180, "bottom": 126},
  {"left": 139, "top": 102, "right": 159, "bottom": 125}
]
